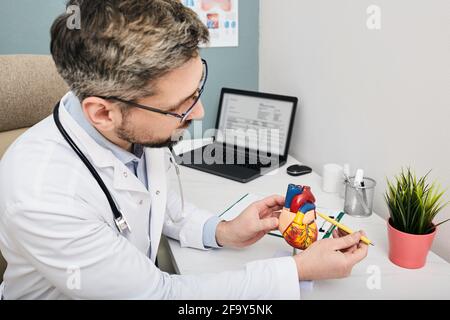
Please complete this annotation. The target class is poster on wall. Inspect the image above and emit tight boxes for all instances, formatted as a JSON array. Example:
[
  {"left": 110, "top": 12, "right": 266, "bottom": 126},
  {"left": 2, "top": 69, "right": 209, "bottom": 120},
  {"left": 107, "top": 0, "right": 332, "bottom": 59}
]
[{"left": 182, "top": 0, "right": 239, "bottom": 47}]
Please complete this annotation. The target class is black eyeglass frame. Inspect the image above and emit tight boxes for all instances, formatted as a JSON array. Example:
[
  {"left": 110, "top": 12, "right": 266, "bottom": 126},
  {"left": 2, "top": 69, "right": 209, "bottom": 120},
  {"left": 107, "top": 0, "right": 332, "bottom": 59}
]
[{"left": 95, "top": 59, "right": 208, "bottom": 123}]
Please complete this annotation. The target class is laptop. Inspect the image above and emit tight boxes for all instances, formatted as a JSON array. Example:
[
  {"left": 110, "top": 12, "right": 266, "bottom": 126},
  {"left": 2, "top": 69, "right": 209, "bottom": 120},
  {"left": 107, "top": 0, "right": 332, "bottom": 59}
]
[{"left": 177, "top": 88, "right": 298, "bottom": 183}]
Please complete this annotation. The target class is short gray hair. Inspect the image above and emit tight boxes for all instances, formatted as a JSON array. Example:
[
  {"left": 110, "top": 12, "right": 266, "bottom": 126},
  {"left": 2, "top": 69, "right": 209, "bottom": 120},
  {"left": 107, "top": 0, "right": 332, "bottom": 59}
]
[{"left": 50, "top": 0, "right": 209, "bottom": 101}]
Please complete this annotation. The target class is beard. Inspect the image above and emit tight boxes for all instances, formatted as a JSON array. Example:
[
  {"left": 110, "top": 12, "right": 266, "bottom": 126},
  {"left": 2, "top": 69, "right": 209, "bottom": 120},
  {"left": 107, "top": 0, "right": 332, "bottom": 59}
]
[{"left": 116, "top": 113, "right": 192, "bottom": 149}]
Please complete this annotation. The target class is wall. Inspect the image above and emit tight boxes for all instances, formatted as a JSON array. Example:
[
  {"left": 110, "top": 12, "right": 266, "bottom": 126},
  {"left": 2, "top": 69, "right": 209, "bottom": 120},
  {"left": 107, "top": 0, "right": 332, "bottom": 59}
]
[
  {"left": 259, "top": 0, "right": 450, "bottom": 261},
  {"left": 0, "top": 0, "right": 66, "bottom": 54},
  {"left": 199, "top": 0, "right": 260, "bottom": 135},
  {"left": 0, "top": 0, "right": 260, "bottom": 133}
]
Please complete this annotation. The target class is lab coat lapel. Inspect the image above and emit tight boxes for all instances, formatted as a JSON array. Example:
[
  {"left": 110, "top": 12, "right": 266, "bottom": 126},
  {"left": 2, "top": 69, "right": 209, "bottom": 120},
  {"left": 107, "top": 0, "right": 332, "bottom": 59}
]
[
  {"left": 112, "top": 160, "right": 149, "bottom": 194},
  {"left": 146, "top": 148, "right": 167, "bottom": 262},
  {"left": 59, "top": 96, "right": 148, "bottom": 194},
  {"left": 59, "top": 96, "right": 168, "bottom": 259},
  {"left": 58, "top": 96, "right": 151, "bottom": 254}
]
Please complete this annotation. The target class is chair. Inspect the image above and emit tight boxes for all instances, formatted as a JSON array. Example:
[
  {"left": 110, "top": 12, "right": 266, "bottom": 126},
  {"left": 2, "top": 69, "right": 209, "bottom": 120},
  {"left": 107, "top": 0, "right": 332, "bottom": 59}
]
[{"left": 0, "top": 55, "right": 68, "bottom": 282}]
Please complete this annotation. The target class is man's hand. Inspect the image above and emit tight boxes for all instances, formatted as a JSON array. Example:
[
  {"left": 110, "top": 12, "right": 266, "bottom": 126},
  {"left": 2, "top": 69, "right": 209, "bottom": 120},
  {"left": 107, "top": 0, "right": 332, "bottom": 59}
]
[
  {"left": 215, "top": 195, "right": 284, "bottom": 248},
  {"left": 294, "top": 230, "right": 369, "bottom": 280}
]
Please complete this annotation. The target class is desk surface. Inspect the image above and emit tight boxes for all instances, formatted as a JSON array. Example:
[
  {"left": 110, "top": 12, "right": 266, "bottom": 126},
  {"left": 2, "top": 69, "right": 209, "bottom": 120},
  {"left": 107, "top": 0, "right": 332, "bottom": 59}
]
[{"left": 167, "top": 139, "right": 450, "bottom": 299}]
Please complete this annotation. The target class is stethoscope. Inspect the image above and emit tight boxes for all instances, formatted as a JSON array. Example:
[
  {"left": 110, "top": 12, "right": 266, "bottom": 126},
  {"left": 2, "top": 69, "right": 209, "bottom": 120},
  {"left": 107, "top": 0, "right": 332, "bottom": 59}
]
[{"left": 53, "top": 102, "right": 185, "bottom": 234}]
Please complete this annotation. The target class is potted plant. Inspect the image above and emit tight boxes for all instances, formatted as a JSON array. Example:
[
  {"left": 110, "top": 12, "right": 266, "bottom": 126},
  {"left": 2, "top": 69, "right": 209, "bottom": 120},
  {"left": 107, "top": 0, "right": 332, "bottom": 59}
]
[{"left": 385, "top": 168, "right": 449, "bottom": 269}]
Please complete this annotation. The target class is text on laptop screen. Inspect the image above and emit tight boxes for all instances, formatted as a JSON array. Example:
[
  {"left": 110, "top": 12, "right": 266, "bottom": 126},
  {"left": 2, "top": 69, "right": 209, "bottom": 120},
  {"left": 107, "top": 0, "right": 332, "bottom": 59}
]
[{"left": 216, "top": 93, "right": 295, "bottom": 156}]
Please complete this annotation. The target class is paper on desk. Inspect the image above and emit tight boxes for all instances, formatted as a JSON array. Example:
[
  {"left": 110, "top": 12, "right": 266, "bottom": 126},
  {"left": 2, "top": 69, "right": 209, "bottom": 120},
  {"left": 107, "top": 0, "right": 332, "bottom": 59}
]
[{"left": 219, "top": 193, "right": 344, "bottom": 238}]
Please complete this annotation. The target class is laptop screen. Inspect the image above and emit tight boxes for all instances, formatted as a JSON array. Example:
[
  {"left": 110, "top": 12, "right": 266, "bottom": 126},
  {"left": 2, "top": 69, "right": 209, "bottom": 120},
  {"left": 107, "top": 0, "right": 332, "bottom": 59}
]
[{"left": 216, "top": 91, "right": 296, "bottom": 157}]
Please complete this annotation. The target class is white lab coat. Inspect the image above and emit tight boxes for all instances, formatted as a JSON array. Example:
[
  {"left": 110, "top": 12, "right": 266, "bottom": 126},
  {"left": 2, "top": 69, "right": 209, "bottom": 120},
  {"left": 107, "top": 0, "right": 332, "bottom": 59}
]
[{"left": 0, "top": 92, "right": 300, "bottom": 300}]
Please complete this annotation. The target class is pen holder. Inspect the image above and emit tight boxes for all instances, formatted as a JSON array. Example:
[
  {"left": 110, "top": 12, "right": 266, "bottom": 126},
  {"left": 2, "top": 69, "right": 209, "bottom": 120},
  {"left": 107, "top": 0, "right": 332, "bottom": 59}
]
[{"left": 344, "top": 177, "right": 376, "bottom": 217}]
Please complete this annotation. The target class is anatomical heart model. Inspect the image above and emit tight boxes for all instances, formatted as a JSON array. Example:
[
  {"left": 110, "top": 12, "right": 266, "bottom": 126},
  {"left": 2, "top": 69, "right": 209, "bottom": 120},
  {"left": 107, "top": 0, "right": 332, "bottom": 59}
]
[{"left": 279, "top": 184, "right": 319, "bottom": 250}]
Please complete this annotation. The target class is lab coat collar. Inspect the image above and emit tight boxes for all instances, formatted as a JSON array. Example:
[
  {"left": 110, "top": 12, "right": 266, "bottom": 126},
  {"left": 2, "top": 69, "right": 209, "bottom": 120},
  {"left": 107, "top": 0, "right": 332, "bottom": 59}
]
[
  {"left": 58, "top": 93, "right": 168, "bottom": 259},
  {"left": 64, "top": 92, "right": 144, "bottom": 165},
  {"left": 59, "top": 92, "right": 115, "bottom": 169},
  {"left": 58, "top": 93, "right": 149, "bottom": 194}
]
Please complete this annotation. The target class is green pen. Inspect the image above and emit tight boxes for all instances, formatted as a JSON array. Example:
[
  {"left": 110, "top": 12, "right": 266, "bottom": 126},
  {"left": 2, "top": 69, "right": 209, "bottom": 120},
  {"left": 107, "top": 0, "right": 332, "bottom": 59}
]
[
  {"left": 219, "top": 193, "right": 249, "bottom": 218},
  {"left": 322, "top": 211, "right": 345, "bottom": 239}
]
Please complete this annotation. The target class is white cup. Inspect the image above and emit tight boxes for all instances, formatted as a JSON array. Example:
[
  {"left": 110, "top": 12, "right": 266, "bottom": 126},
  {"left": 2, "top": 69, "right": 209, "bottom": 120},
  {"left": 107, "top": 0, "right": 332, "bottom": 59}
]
[{"left": 322, "top": 163, "right": 344, "bottom": 193}]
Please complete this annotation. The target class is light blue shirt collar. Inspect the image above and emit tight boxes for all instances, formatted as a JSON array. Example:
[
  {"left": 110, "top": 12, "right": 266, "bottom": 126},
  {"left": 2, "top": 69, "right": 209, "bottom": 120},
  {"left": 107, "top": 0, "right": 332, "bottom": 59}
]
[{"left": 63, "top": 92, "right": 143, "bottom": 164}]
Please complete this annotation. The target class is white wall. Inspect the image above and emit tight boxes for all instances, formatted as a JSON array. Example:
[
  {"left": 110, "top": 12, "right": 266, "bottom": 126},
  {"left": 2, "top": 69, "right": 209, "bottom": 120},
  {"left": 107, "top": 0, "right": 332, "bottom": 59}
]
[{"left": 260, "top": 0, "right": 450, "bottom": 261}]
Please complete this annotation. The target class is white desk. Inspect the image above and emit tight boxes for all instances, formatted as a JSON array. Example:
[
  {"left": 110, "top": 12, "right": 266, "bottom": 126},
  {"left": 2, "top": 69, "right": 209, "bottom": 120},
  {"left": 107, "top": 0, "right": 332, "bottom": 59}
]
[{"left": 167, "top": 139, "right": 450, "bottom": 299}]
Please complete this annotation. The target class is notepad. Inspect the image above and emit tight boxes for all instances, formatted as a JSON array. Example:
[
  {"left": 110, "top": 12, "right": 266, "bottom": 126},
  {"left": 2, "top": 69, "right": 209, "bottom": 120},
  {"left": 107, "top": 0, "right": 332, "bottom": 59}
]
[{"left": 219, "top": 193, "right": 345, "bottom": 239}]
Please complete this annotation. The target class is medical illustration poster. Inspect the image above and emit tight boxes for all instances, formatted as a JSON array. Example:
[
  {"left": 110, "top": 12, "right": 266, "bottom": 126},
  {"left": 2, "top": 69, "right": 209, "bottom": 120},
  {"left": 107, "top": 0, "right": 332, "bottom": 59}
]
[{"left": 182, "top": 0, "right": 239, "bottom": 47}]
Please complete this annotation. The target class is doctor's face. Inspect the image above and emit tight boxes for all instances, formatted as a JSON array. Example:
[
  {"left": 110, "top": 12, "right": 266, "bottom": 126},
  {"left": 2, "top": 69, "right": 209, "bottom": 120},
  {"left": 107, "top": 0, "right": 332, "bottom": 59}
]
[{"left": 116, "top": 56, "right": 205, "bottom": 148}]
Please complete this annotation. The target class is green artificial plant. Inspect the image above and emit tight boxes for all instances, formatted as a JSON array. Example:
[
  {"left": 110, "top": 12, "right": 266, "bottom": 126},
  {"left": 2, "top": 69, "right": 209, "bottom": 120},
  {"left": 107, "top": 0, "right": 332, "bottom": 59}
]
[{"left": 385, "top": 168, "right": 449, "bottom": 235}]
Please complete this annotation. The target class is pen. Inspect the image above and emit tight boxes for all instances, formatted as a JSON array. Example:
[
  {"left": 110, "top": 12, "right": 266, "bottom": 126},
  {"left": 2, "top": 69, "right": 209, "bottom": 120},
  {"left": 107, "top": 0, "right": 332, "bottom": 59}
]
[
  {"left": 219, "top": 193, "right": 249, "bottom": 218},
  {"left": 356, "top": 169, "right": 369, "bottom": 205},
  {"left": 322, "top": 211, "right": 345, "bottom": 239},
  {"left": 316, "top": 211, "right": 374, "bottom": 246}
]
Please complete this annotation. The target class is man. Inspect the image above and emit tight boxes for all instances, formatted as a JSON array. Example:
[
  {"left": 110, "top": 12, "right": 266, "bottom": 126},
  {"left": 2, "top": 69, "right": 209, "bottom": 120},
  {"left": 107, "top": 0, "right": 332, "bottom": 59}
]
[{"left": 0, "top": 0, "right": 368, "bottom": 299}]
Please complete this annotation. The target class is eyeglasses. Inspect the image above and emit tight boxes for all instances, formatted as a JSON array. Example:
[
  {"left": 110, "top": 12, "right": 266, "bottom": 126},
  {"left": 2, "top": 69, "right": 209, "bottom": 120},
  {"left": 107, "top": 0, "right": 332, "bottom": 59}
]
[{"left": 96, "top": 59, "right": 208, "bottom": 123}]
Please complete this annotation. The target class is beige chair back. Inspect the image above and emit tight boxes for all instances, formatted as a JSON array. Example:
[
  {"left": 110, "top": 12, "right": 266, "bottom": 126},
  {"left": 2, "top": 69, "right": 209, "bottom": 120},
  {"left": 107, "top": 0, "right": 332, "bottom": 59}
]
[{"left": 0, "top": 54, "right": 68, "bottom": 282}]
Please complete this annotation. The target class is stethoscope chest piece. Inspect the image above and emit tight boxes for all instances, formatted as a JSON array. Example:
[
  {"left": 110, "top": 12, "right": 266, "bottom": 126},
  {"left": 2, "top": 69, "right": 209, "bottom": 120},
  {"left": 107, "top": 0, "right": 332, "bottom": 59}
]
[{"left": 115, "top": 214, "right": 131, "bottom": 233}]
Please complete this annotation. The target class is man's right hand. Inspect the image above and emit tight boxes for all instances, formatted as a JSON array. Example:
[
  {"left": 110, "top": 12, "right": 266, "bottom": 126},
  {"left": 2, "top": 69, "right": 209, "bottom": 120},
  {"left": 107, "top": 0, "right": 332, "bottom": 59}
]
[{"left": 293, "top": 230, "right": 369, "bottom": 280}]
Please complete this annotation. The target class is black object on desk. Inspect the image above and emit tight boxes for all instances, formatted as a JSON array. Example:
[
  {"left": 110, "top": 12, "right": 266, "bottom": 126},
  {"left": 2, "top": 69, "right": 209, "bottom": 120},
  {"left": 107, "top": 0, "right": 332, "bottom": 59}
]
[{"left": 286, "top": 164, "right": 312, "bottom": 176}]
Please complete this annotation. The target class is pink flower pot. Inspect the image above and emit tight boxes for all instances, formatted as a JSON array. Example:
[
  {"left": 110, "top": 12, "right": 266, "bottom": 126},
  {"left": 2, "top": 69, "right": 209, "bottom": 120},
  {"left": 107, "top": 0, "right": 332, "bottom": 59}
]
[{"left": 387, "top": 218, "right": 436, "bottom": 269}]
